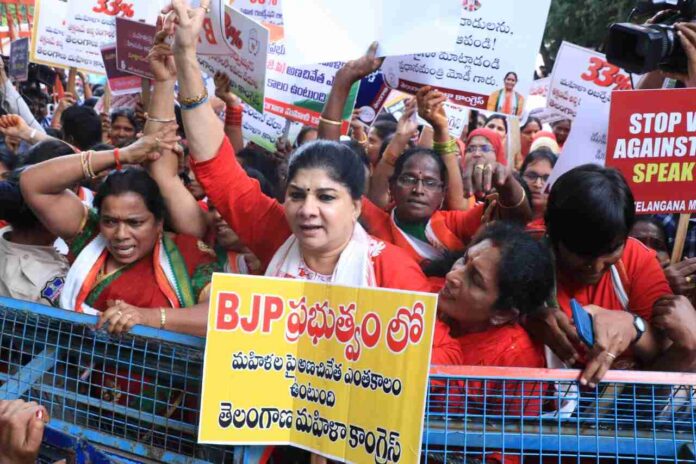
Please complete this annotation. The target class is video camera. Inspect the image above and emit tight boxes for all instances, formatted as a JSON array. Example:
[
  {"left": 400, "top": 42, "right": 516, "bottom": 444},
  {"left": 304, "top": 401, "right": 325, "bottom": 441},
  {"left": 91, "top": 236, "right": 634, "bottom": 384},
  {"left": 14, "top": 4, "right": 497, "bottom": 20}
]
[{"left": 606, "top": 0, "right": 696, "bottom": 74}]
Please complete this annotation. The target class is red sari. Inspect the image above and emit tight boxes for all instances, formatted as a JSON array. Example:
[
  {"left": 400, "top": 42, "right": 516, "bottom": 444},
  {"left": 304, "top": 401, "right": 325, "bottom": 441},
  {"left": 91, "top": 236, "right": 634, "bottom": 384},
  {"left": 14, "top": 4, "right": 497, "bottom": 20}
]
[
  {"left": 66, "top": 210, "right": 217, "bottom": 311},
  {"left": 431, "top": 322, "right": 545, "bottom": 464},
  {"left": 556, "top": 238, "right": 671, "bottom": 322},
  {"left": 190, "top": 137, "right": 432, "bottom": 293}
]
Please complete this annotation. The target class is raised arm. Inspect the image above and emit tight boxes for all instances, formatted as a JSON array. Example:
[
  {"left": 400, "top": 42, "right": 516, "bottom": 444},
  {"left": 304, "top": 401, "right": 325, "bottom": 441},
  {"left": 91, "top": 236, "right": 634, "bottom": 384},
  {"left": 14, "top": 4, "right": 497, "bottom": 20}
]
[
  {"left": 144, "top": 27, "right": 208, "bottom": 238},
  {"left": 318, "top": 42, "right": 383, "bottom": 141},
  {"left": 214, "top": 71, "right": 245, "bottom": 153},
  {"left": 20, "top": 126, "right": 179, "bottom": 241},
  {"left": 368, "top": 99, "right": 418, "bottom": 208},
  {"left": 0, "top": 115, "right": 54, "bottom": 145},
  {"left": 416, "top": 86, "right": 468, "bottom": 211},
  {"left": 166, "top": 0, "right": 224, "bottom": 162},
  {"left": 0, "top": 62, "right": 45, "bottom": 133}
]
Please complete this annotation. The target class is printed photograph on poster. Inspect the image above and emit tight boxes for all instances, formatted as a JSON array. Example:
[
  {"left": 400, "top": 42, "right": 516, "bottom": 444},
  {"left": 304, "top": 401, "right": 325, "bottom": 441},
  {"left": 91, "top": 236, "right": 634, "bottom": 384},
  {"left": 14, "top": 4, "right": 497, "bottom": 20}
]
[
  {"left": 605, "top": 88, "right": 696, "bottom": 215},
  {"left": 546, "top": 42, "right": 632, "bottom": 121},
  {"left": 381, "top": 0, "right": 551, "bottom": 114},
  {"left": 198, "top": 274, "right": 436, "bottom": 464},
  {"left": 198, "top": 6, "right": 269, "bottom": 114}
]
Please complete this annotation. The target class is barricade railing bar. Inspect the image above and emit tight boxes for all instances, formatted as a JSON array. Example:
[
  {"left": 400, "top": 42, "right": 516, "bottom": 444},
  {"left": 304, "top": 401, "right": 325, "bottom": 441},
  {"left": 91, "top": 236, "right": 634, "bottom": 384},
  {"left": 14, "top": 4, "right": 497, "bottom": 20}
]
[{"left": 1, "top": 297, "right": 695, "bottom": 463}]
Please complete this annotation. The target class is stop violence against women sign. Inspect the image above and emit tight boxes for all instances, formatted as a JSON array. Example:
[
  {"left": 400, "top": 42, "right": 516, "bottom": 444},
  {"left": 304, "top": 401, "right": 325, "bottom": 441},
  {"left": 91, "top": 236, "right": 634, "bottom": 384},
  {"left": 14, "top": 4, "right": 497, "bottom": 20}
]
[{"left": 605, "top": 88, "right": 696, "bottom": 215}]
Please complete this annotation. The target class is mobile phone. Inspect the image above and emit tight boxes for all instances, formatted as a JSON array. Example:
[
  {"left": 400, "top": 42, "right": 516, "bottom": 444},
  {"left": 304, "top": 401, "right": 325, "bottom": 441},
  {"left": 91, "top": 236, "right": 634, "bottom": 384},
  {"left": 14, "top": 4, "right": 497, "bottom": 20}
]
[{"left": 571, "top": 299, "right": 594, "bottom": 348}]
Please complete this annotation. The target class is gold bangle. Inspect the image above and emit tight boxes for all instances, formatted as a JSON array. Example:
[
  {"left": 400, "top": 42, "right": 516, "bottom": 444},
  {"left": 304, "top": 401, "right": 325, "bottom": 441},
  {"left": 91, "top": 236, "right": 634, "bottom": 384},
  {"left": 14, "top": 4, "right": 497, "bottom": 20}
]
[
  {"left": 147, "top": 116, "right": 176, "bottom": 124},
  {"left": 319, "top": 115, "right": 342, "bottom": 126},
  {"left": 178, "top": 88, "right": 208, "bottom": 106},
  {"left": 86, "top": 151, "right": 97, "bottom": 179},
  {"left": 499, "top": 188, "right": 527, "bottom": 209},
  {"left": 80, "top": 152, "right": 90, "bottom": 179},
  {"left": 160, "top": 308, "right": 167, "bottom": 329}
]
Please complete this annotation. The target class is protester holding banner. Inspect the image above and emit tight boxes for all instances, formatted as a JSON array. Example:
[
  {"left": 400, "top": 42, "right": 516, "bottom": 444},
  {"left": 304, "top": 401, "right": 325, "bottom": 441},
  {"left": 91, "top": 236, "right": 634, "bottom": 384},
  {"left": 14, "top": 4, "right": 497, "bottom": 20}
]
[
  {"left": 18, "top": 120, "right": 224, "bottom": 335},
  {"left": 486, "top": 72, "right": 525, "bottom": 117},
  {"left": 164, "top": 1, "right": 432, "bottom": 303},
  {"left": 525, "top": 165, "right": 696, "bottom": 387}
]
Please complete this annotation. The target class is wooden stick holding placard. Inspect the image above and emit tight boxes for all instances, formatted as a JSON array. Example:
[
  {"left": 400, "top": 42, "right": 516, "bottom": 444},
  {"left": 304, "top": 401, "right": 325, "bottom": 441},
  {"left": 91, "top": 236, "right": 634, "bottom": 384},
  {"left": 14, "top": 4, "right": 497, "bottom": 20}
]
[
  {"left": 671, "top": 214, "right": 691, "bottom": 264},
  {"left": 141, "top": 78, "right": 151, "bottom": 112},
  {"left": 103, "top": 83, "right": 112, "bottom": 116},
  {"left": 67, "top": 67, "right": 77, "bottom": 96}
]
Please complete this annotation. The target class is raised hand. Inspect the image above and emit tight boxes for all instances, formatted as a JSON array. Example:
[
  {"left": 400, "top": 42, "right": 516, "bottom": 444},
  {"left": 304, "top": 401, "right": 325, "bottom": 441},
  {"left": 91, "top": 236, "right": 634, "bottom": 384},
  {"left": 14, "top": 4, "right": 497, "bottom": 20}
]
[
  {"left": 121, "top": 123, "right": 180, "bottom": 165},
  {"left": 416, "top": 86, "right": 448, "bottom": 132},
  {"left": 336, "top": 42, "right": 384, "bottom": 85},
  {"left": 148, "top": 28, "right": 177, "bottom": 82},
  {"left": 162, "top": 0, "right": 210, "bottom": 52},
  {"left": 214, "top": 71, "right": 241, "bottom": 107}
]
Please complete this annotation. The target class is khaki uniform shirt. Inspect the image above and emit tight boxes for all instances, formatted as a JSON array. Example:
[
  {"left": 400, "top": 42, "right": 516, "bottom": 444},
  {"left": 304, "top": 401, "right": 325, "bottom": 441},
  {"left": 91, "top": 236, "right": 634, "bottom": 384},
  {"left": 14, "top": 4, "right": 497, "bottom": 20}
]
[{"left": 0, "top": 227, "right": 69, "bottom": 306}]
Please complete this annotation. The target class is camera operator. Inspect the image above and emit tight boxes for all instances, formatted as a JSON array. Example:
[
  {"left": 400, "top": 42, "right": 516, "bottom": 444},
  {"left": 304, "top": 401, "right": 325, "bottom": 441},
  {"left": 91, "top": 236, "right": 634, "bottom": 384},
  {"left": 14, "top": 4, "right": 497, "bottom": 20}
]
[{"left": 638, "top": 22, "right": 696, "bottom": 88}]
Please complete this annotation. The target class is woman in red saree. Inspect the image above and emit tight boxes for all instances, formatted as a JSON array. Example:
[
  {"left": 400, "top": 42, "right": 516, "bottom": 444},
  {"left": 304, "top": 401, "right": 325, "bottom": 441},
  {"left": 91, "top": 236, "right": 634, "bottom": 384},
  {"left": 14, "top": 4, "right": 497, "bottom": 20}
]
[
  {"left": 431, "top": 222, "right": 555, "bottom": 463},
  {"left": 20, "top": 126, "right": 219, "bottom": 336}
]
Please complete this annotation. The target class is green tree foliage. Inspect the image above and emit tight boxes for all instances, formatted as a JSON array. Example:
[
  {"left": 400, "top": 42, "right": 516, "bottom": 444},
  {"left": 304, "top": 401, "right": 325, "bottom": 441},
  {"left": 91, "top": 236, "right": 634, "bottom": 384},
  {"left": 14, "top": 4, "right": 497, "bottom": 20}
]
[{"left": 541, "top": 0, "right": 635, "bottom": 69}]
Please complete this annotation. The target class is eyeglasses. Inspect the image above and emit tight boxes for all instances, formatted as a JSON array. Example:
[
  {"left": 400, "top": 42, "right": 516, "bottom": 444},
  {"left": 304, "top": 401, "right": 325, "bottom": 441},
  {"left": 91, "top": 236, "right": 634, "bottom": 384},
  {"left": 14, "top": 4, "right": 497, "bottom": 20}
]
[
  {"left": 523, "top": 172, "right": 550, "bottom": 184},
  {"left": 396, "top": 174, "right": 443, "bottom": 191},
  {"left": 465, "top": 144, "right": 493, "bottom": 154}
]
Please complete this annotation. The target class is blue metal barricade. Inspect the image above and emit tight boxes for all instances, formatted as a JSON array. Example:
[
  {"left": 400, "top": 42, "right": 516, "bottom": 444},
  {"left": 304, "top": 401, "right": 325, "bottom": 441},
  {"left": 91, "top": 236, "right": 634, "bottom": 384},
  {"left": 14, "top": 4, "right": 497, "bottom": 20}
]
[{"left": 1, "top": 297, "right": 695, "bottom": 463}]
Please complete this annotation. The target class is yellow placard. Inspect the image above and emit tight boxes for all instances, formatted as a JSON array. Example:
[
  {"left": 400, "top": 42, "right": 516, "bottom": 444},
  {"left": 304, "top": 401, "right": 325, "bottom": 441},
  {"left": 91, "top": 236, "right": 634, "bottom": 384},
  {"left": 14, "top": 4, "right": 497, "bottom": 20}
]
[{"left": 198, "top": 274, "right": 437, "bottom": 464}]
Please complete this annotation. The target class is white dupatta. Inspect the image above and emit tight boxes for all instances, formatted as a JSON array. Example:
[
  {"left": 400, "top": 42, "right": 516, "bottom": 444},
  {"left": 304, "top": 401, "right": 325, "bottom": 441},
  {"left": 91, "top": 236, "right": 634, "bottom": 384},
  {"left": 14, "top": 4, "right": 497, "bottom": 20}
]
[{"left": 265, "top": 223, "right": 380, "bottom": 287}]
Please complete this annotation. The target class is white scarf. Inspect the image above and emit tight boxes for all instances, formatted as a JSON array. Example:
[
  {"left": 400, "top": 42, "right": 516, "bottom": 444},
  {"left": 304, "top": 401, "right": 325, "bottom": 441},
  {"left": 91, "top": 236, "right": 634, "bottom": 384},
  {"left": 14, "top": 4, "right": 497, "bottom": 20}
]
[
  {"left": 265, "top": 223, "right": 380, "bottom": 287},
  {"left": 390, "top": 210, "right": 445, "bottom": 261},
  {"left": 60, "top": 233, "right": 185, "bottom": 314}
]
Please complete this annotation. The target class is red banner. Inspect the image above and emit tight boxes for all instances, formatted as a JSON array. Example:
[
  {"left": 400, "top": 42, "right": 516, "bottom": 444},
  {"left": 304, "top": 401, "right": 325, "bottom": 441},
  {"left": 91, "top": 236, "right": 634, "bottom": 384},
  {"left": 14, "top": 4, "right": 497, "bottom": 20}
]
[{"left": 605, "top": 88, "right": 696, "bottom": 215}]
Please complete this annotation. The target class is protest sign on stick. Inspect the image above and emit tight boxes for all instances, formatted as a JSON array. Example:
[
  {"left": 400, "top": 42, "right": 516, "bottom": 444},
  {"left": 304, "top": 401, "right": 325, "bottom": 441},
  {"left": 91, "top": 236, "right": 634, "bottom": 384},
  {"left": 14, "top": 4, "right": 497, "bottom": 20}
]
[
  {"left": 241, "top": 104, "right": 287, "bottom": 152},
  {"left": 231, "top": 0, "right": 357, "bottom": 130},
  {"left": 281, "top": 0, "right": 461, "bottom": 65},
  {"left": 605, "top": 88, "right": 696, "bottom": 215},
  {"left": 198, "top": 6, "right": 269, "bottom": 113},
  {"left": 191, "top": 0, "right": 237, "bottom": 55},
  {"left": 30, "top": 0, "right": 70, "bottom": 70},
  {"left": 115, "top": 18, "right": 156, "bottom": 80},
  {"left": 199, "top": 274, "right": 437, "bottom": 464},
  {"left": 381, "top": 0, "right": 550, "bottom": 114},
  {"left": 9, "top": 38, "right": 29, "bottom": 82},
  {"left": 546, "top": 42, "right": 632, "bottom": 122},
  {"left": 100, "top": 45, "right": 141, "bottom": 96},
  {"left": 545, "top": 97, "right": 610, "bottom": 191},
  {"left": 60, "top": 0, "right": 165, "bottom": 74}
]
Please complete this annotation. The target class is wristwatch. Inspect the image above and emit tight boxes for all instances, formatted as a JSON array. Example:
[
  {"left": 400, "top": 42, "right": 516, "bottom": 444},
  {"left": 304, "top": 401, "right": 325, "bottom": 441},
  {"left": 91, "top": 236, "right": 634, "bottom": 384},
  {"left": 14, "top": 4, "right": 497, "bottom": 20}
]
[{"left": 633, "top": 315, "right": 646, "bottom": 344}]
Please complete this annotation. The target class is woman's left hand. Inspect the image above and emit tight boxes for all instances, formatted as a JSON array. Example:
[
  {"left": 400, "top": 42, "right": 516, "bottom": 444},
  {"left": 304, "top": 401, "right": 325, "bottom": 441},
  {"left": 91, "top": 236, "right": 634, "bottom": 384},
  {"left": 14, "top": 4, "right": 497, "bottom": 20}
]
[
  {"left": 97, "top": 300, "right": 159, "bottom": 334},
  {"left": 579, "top": 305, "right": 636, "bottom": 388},
  {"left": 335, "top": 42, "right": 383, "bottom": 85},
  {"left": 462, "top": 157, "right": 510, "bottom": 197},
  {"left": 147, "top": 29, "right": 177, "bottom": 83},
  {"left": 121, "top": 123, "right": 180, "bottom": 165}
]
